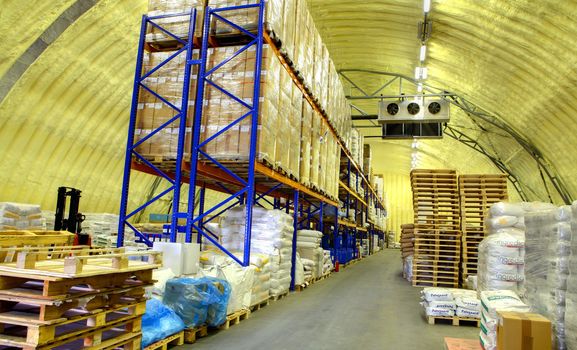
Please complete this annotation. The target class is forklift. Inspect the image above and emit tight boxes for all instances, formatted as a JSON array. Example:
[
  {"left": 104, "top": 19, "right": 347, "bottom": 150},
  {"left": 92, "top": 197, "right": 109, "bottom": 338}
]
[{"left": 54, "top": 187, "right": 90, "bottom": 245}]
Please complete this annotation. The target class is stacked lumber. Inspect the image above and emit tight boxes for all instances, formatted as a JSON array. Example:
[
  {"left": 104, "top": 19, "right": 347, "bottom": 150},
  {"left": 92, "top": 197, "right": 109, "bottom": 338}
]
[
  {"left": 459, "top": 174, "right": 508, "bottom": 282},
  {"left": 0, "top": 241, "right": 161, "bottom": 349},
  {"left": 400, "top": 224, "right": 414, "bottom": 259},
  {"left": 411, "top": 169, "right": 461, "bottom": 288}
]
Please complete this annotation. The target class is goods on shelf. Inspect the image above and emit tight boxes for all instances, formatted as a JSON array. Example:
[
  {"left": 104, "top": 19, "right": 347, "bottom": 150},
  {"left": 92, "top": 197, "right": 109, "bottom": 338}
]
[
  {"left": 250, "top": 254, "right": 271, "bottom": 306},
  {"left": 322, "top": 249, "right": 333, "bottom": 275},
  {"left": 348, "top": 128, "right": 364, "bottom": 166},
  {"left": 420, "top": 287, "right": 481, "bottom": 319},
  {"left": 565, "top": 201, "right": 577, "bottom": 350},
  {"left": 479, "top": 290, "right": 530, "bottom": 350},
  {"left": 146, "top": 0, "right": 204, "bottom": 42},
  {"left": 296, "top": 229, "right": 323, "bottom": 281},
  {"left": 220, "top": 206, "right": 293, "bottom": 297},
  {"left": 0, "top": 202, "right": 43, "bottom": 230},
  {"left": 459, "top": 174, "right": 508, "bottom": 282},
  {"left": 411, "top": 169, "right": 460, "bottom": 288},
  {"left": 525, "top": 205, "right": 572, "bottom": 350},
  {"left": 363, "top": 144, "right": 372, "bottom": 177}
]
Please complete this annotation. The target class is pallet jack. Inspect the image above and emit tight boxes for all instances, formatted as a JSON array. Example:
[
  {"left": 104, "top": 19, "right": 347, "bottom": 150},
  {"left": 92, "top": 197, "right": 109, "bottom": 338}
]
[{"left": 54, "top": 187, "right": 90, "bottom": 245}]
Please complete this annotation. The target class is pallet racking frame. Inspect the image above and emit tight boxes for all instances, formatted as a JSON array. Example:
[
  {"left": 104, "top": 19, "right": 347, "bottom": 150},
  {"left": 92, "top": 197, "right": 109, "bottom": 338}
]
[{"left": 118, "top": 2, "right": 386, "bottom": 289}]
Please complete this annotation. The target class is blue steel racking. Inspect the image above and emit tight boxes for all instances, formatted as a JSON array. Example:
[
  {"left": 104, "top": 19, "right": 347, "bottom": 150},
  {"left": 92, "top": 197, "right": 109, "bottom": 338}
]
[{"left": 118, "top": 1, "right": 385, "bottom": 289}]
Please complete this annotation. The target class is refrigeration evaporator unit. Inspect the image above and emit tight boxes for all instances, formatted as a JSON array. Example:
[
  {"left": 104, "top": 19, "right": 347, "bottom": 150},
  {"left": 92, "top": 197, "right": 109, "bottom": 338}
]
[{"left": 378, "top": 98, "right": 450, "bottom": 124}]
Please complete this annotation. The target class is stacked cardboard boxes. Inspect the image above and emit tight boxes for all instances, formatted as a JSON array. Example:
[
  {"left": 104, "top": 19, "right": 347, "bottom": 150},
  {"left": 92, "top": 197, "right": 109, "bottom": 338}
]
[
  {"left": 411, "top": 169, "right": 461, "bottom": 288},
  {"left": 458, "top": 174, "right": 508, "bottom": 282}
]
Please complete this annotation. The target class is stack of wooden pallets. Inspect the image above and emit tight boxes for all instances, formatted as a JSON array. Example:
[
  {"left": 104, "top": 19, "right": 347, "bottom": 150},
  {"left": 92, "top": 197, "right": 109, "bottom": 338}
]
[
  {"left": 0, "top": 241, "right": 161, "bottom": 350},
  {"left": 400, "top": 224, "right": 414, "bottom": 259},
  {"left": 411, "top": 169, "right": 461, "bottom": 288},
  {"left": 459, "top": 174, "right": 508, "bottom": 282}
]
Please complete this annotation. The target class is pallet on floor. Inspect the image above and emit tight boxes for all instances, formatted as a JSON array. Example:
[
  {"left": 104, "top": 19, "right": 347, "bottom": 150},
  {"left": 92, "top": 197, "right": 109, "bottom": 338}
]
[
  {"left": 183, "top": 325, "right": 208, "bottom": 344},
  {"left": 270, "top": 291, "right": 289, "bottom": 301},
  {"left": 218, "top": 309, "right": 250, "bottom": 330},
  {"left": 0, "top": 301, "right": 146, "bottom": 348},
  {"left": 427, "top": 315, "right": 480, "bottom": 327},
  {"left": 144, "top": 331, "right": 184, "bottom": 350},
  {"left": 249, "top": 298, "right": 270, "bottom": 312}
]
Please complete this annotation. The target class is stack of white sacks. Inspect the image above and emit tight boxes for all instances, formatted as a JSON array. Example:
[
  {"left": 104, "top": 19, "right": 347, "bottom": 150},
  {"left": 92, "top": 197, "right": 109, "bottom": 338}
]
[
  {"left": 421, "top": 287, "right": 481, "bottom": 319},
  {"left": 296, "top": 229, "right": 324, "bottom": 283},
  {"left": 524, "top": 205, "right": 572, "bottom": 350},
  {"left": 322, "top": 250, "right": 333, "bottom": 275},
  {"left": 479, "top": 290, "right": 530, "bottom": 350},
  {"left": 566, "top": 201, "right": 577, "bottom": 350},
  {"left": 220, "top": 206, "right": 294, "bottom": 298},
  {"left": 0, "top": 202, "right": 43, "bottom": 230},
  {"left": 477, "top": 202, "right": 555, "bottom": 296}
]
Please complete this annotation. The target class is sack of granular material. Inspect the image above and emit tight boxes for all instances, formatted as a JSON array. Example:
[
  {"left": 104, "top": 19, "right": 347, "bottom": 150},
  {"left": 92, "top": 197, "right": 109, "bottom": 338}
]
[
  {"left": 425, "top": 306, "right": 454, "bottom": 317},
  {"left": 421, "top": 287, "right": 454, "bottom": 302},
  {"left": 456, "top": 307, "right": 480, "bottom": 318}
]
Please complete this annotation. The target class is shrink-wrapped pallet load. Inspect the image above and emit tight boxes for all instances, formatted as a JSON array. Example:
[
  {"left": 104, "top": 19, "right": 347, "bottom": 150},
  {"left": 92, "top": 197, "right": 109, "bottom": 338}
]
[{"left": 565, "top": 201, "right": 577, "bottom": 350}]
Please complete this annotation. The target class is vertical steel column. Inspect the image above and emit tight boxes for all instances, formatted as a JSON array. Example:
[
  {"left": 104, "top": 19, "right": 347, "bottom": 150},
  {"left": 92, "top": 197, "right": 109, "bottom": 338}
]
[
  {"left": 290, "top": 190, "right": 299, "bottom": 291},
  {"left": 319, "top": 202, "right": 324, "bottom": 233},
  {"left": 241, "top": 1, "right": 266, "bottom": 267},
  {"left": 196, "top": 185, "right": 206, "bottom": 245},
  {"left": 171, "top": 9, "right": 198, "bottom": 243},
  {"left": 117, "top": 15, "right": 148, "bottom": 247}
]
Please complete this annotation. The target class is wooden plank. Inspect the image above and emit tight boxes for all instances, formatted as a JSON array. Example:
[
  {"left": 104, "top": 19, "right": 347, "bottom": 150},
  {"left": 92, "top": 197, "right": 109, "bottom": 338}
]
[{"left": 144, "top": 331, "right": 184, "bottom": 350}]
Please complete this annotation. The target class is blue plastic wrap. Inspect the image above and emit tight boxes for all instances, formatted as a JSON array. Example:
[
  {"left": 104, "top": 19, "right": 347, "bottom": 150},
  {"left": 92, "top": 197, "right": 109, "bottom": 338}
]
[
  {"left": 203, "top": 277, "right": 231, "bottom": 327},
  {"left": 141, "top": 299, "right": 186, "bottom": 348},
  {"left": 163, "top": 277, "right": 231, "bottom": 328}
]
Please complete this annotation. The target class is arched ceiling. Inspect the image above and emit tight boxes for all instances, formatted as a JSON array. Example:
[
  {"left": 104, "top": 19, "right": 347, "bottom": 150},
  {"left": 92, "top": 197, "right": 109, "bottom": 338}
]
[
  {"left": 310, "top": 0, "right": 577, "bottom": 204},
  {"left": 0, "top": 0, "right": 574, "bottom": 213}
]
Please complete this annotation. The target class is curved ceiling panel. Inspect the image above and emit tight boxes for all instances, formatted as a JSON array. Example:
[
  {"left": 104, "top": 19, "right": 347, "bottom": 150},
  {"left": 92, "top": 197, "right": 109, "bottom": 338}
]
[
  {"left": 0, "top": 0, "right": 574, "bottom": 214},
  {"left": 311, "top": 0, "right": 577, "bottom": 204},
  {"left": 0, "top": 0, "right": 76, "bottom": 77}
]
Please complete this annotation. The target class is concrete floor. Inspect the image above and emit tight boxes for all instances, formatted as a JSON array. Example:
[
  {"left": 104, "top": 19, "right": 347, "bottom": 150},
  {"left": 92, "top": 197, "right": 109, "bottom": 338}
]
[{"left": 178, "top": 249, "right": 478, "bottom": 350}]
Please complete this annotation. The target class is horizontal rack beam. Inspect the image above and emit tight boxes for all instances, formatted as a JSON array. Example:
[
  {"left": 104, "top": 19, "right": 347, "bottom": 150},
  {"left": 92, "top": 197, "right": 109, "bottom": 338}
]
[{"left": 338, "top": 180, "right": 367, "bottom": 206}]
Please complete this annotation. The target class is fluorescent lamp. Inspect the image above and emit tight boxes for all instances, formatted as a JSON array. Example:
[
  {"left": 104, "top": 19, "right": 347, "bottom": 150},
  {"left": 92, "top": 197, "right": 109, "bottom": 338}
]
[
  {"left": 417, "top": 83, "right": 423, "bottom": 92},
  {"left": 414, "top": 67, "right": 421, "bottom": 80},
  {"left": 424, "top": 0, "right": 431, "bottom": 13},
  {"left": 415, "top": 67, "right": 428, "bottom": 80},
  {"left": 420, "top": 45, "right": 427, "bottom": 62}
]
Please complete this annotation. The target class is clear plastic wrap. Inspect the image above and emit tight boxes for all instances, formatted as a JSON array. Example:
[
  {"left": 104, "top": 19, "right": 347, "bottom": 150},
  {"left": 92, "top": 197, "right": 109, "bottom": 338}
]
[
  {"left": 525, "top": 206, "right": 572, "bottom": 350},
  {"left": 163, "top": 277, "right": 231, "bottom": 328},
  {"left": 299, "top": 99, "right": 313, "bottom": 186},
  {"left": 142, "top": 299, "right": 186, "bottom": 348},
  {"left": 565, "top": 201, "right": 577, "bottom": 350},
  {"left": 147, "top": 0, "right": 204, "bottom": 41},
  {"left": 477, "top": 227, "right": 526, "bottom": 294},
  {"left": 479, "top": 290, "right": 530, "bottom": 350}
]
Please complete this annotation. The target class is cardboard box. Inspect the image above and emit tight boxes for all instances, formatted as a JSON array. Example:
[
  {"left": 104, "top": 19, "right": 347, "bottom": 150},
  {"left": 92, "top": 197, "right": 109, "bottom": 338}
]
[{"left": 497, "top": 311, "right": 551, "bottom": 350}]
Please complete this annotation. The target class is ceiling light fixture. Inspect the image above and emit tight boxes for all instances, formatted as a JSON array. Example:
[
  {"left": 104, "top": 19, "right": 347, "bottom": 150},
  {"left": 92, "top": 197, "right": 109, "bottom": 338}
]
[
  {"left": 424, "top": 0, "right": 431, "bottom": 13},
  {"left": 419, "top": 45, "right": 427, "bottom": 62}
]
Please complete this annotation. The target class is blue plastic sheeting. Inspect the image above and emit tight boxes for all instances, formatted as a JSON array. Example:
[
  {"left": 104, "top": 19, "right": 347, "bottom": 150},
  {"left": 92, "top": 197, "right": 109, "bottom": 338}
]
[
  {"left": 141, "top": 299, "right": 186, "bottom": 348},
  {"left": 163, "top": 277, "right": 231, "bottom": 328}
]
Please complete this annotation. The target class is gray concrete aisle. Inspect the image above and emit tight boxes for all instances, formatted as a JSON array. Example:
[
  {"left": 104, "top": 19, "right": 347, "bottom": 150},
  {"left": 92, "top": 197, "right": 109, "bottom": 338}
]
[{"left": 180, "top": 249, "right": 478, "bottom": 350}]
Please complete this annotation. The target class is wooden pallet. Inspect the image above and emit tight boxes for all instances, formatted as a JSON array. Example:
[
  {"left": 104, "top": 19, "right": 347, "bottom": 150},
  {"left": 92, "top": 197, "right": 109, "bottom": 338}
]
[
  {"left": 0, "top": 283, "right": 148, "bottom": 322},
  {"left": 249, "top": 299, "right": 270, "bottom": 312},
  {"left": 270, "top": 291, "right": 289, "bottom": 301},
  {"left": 183, "top": 325, "right": 208, "bottom": 344},
  {"left": 144, "top": 331, "right": 184, "bottom": 350},
  {"left": 218, "top": 309, "right": 250, "bottom": 330},
  {"left": 413, "top": 279, "right": 459, "bottom": 288},
  {"left": 0, "top": 249, "right": 161, "bottom": 279},
  {"left": 427, "top": 315, "right": 480, "bottom": 327},
  {"left": 0, "top": 301, "right": 145, "bottom": 348},
  {"left": 0, "top": 268, "right": 154, "bottom": 300}
]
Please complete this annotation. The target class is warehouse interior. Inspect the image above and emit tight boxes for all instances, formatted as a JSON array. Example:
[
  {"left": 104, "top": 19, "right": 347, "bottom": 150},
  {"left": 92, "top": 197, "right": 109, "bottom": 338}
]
[{"left": 0, "top": 0, "right": 575, "bottom": 349}]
